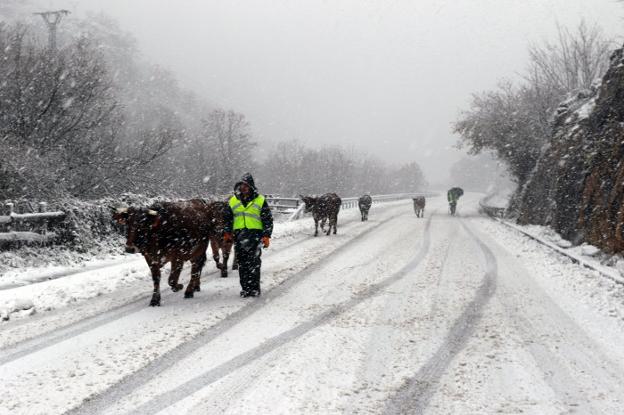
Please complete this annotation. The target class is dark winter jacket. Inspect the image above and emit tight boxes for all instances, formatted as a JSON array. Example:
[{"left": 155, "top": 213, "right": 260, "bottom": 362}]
[
  {"left": 223, "top": 173, "right": 273, "bottom": 237},
  {"left": 447, "top": 187, "right": 464, "bottom": 203}
]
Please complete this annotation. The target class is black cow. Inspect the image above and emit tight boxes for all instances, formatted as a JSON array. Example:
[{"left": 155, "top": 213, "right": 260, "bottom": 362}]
[
  {"left": 300, "top": 193, "right": 342, "bottom": 236},
  {"left": 113, "top": 199, "right": 219, "bottom": 306},
  {"left": 412, "top": 196, "right": 426, "bottom": 218},
  {"left": 358, "top": 195, "right": 372, "bottom": 221}
]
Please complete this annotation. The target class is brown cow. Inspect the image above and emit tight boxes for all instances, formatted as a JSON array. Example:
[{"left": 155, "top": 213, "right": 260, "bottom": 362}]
[
  {"left": 300, "top": 193, "right": 341, "bottom": 236},
  {"left": 208, "top": 201, "right": 236, "bottom": 278},
  {"left": 412, "top": 196, "right": 426, "bottom": 218},
  {"left": 113, "top": 199, "right": 219, "bottom": 306}
]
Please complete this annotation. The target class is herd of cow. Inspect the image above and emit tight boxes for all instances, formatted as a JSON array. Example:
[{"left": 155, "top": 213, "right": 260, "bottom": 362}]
[{"left": 112, "top": 193, "right": 425, "bottom": 306}]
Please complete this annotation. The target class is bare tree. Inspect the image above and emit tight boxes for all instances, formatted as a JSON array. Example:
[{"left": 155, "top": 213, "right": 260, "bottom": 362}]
[
  {"left": 527, "top": 21, "right": 612, "bottom": 93},
  {"left": 198, "top": 109, "right": 256, "bottom": 195},
  {"left": 0, "top": 23, "right": 177, "bottom": 199},
  {"left": 256, "top": 139, "right": 426, "bottom": 197},
  {"left": 454, "top": 21, "right": 613, "bottom": 186}
]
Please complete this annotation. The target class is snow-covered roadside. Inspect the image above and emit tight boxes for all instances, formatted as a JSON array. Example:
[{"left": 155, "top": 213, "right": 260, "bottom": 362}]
[
  {"left": 472, "top": 215, "right": 624, "bottom": 360},
  {"left": 494, "top": 218, "right": 624, "bottom": 285},
  {"left": 0, "top": 255, "right": 143, "bottom": 290},
  {"left": 0, "top": 257, "right": 146, "bottom": 323},
  {"left": 480, "top": 190, "right": 624, "bottom": 284}
]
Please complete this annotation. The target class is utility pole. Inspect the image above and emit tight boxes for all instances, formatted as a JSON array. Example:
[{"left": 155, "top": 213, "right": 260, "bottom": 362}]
[{"left": 34, "top": 9, "right": 70, "bottom": 52}]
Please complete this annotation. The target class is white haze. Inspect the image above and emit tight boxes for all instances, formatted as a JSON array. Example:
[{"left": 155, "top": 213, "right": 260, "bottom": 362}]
[{"left": 33, "top": 0, "right": 624, "bottom": 185}]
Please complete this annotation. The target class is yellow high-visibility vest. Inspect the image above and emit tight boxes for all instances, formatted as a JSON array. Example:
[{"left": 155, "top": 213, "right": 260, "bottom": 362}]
[{"left": 229, "top": 194, "right": 265, "bottom": 230}]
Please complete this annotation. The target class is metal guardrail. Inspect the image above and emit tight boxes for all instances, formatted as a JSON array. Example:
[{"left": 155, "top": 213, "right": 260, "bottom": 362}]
[
  {"left": 478, "top": 198, "right": 505, "bottom": 218},
  {"left": 287, "top": 192, "right": 438, "bottom": 221},
  {"left": 0, "top": 201, "right": 66, "bottom": 249},
  {"left": 266, "top": 196, "right": 300, "bottom": 213},
  {"left": 479, "top": 196, "right": 624, "bottom": 286}
]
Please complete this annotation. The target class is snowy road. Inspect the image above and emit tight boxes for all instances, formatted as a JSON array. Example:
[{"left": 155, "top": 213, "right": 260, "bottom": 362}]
[{"left": 2, "top": 195, "right": 624, "bottom": 414}]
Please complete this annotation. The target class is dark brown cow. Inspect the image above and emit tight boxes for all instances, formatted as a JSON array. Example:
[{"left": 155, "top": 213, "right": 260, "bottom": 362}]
[
  {"left": 113, "top": 199, "right": 219, "bottom": 306},
  {"left": 413, "top": 196, "right": 426, "bottom": 218},
  {"left": 358, "top": 194, "right": 372, "bottom": 221},
  {"left": 300, "top": 193, "right": 341, "bottom": 236},
  {"left": 208, "top": 201, "right": 236, "bottom": 278}
]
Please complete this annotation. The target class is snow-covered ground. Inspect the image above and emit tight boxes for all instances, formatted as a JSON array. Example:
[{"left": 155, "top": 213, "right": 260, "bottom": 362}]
[{"left": 2, "top": 194, "right": 624, "bottom": 414}]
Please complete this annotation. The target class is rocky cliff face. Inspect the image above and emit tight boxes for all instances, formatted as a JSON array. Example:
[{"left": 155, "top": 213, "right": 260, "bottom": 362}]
[
  {"left": 578, "top": 46, "right": 624, "bottom": 253},
  {"left": 514, "top": 45, "right": 624, "bottom": 252}
]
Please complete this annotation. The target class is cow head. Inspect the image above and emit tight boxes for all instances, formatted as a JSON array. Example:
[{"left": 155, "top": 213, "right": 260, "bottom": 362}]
[
  {"left": 299, "top": 195, "right": 317, "bottom": 213},
  {"left": 113, "top": 207, "right": 162, "bottom": 254}
]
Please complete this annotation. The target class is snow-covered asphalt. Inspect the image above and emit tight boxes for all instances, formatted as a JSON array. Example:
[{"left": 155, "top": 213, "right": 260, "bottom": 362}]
[{"left": 2, "top": 194, "right": 624, "bottom": 414}]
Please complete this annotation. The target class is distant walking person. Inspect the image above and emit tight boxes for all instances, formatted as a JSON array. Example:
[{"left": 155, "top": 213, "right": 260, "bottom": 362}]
[
  {"left": 223, "top": 173, "right": 273, "bottom": 298},
  {"left": 447, "top": 187, "right": 464, "bottom": 215}
]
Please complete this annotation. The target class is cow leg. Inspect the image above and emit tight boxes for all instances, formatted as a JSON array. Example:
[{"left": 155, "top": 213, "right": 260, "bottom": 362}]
[
  {"left": 185, "top": 252, "right": 206, "bottom": 298},
  {"left": 149, "top": 263, "right": 161, "bottom": 307},
  {"left": 168, "top": 258, "right": 184, "bottom": 292},
  {"left": 331, "top": 214, "right": 337, "bottom": 234},
  {"left": 210, "top": 238, "right": 222, "bottom": 270},
  {"left": 314, "top": 218, "right": 319, "bottom": 237},
  {"left": 220, "top": 247, "right": 229, "bottom": 278}
]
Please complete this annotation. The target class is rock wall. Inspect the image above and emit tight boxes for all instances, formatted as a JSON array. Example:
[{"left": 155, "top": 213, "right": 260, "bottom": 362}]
[
  {"left": 578, "top": 46, "right": 624, "bottom": 253},
  {"left": 514, "top": 45, "right": 624, "bottom": 253}
]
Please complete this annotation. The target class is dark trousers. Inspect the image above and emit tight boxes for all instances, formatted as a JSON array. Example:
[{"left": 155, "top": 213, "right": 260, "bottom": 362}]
[{"left": 234, "top": 230, "right": 262, "bottom": 292}]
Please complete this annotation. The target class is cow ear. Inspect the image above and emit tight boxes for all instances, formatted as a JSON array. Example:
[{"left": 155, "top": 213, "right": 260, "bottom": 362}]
[{"left": 113, "top": 208, "right": 128, "bottom": 225}]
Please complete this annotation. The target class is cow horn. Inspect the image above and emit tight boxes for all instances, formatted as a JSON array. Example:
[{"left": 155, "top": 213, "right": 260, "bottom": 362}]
[
  {"left": 147, "top": 209, "right": 158, "bottom": 216},
  {"left": 116, "top": 207, "right": 128, "bottom": 213}
]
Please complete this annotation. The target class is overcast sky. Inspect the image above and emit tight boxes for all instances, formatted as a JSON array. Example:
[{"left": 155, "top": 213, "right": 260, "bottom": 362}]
[{"left": 39, "top": 0, "right": 624, "bottom": 183}]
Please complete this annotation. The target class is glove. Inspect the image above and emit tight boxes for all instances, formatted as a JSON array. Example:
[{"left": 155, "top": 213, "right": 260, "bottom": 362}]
[
  {"left": 262, "top": 236, "right": 270, "bottom": 248},
  {"left": 223, "top": 232, "right": 233, "bottom": 243}
]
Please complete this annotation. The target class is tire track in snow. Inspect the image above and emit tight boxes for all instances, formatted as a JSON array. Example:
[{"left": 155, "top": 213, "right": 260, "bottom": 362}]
[
  {"left": 65, "top": 211, "right": 409, "bottom": 415},
  {"left": 478, "top": 221, "right": 624, "bottom": 413},
  {"left": 192, "top": 212, "right": 438, "bottom": 415},
  {"left": 0, "top": 209, "right": 378, "bottom": 366},
  {"left": 341, "top": 214, "right": 455, "bottom": 414},
  {"left": 0, "top": 273, "right": 184, "bottom": 366},
  {"left": 383, "top": 219, "right": 497, "bottom": 415},
  {"left": 111, "top": 212, "right": 434, "bottom": 415}
]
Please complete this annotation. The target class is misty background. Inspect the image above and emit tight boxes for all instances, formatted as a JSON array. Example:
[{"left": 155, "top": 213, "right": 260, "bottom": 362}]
[
  {"left": 2, "top": 0, "right": 623, "bottom": 197},
  {"left": 68, "top": 0, "right": 624, "bottom": 183}
]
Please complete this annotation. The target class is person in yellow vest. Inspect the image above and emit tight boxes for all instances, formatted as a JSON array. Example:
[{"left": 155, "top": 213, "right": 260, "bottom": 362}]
[{"left": 223, "top": 173, "right": 273, "bottom": 298}]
